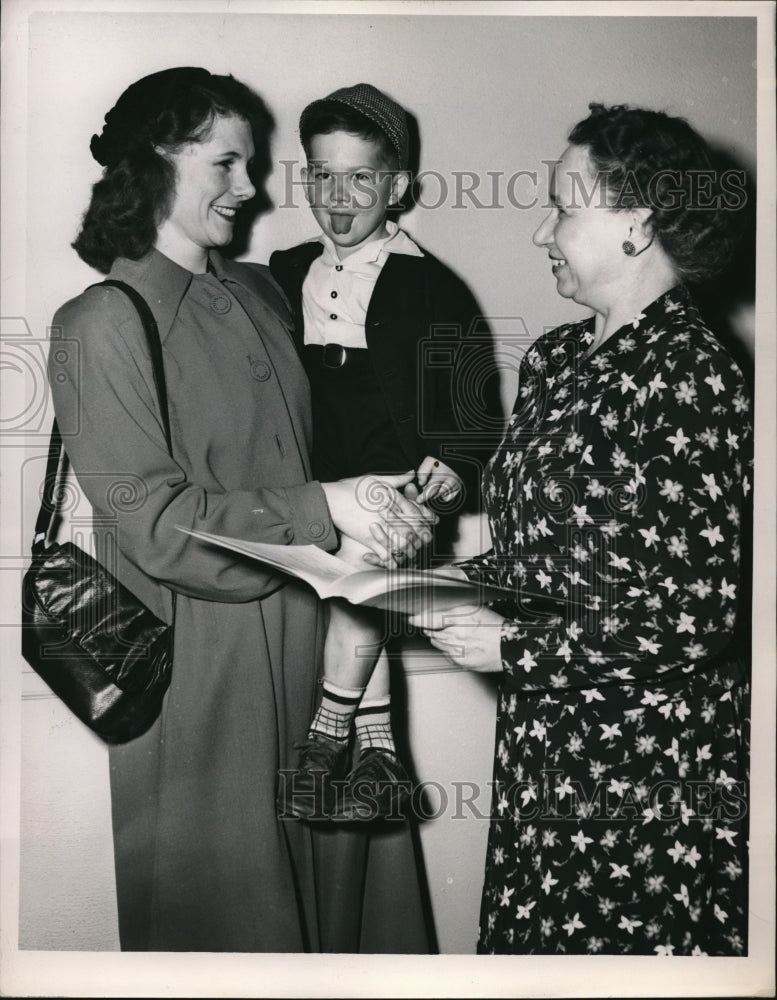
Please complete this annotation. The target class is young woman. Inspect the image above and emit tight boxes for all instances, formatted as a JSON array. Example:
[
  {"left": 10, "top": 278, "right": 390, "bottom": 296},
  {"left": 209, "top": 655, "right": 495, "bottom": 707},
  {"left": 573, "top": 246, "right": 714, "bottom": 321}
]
[{"left": 50, "top": 66, "right": 434, "bottom": 952}]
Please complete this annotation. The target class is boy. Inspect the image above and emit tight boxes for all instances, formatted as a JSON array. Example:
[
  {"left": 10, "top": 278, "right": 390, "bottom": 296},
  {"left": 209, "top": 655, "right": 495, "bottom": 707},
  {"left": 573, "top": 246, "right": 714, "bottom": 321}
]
[{"left": 271, "top": 83, "right": 484, "bottom": 822}]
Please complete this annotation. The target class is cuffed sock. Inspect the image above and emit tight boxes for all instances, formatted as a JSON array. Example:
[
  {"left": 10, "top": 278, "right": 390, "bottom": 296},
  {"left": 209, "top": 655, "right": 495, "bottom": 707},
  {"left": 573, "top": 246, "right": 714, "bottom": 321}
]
[
  {"left": 308, "top": 680, "right": 365, "bottom": 743},
  {"left": 354, "top": 697, "right": 397, "bottom": 757}
]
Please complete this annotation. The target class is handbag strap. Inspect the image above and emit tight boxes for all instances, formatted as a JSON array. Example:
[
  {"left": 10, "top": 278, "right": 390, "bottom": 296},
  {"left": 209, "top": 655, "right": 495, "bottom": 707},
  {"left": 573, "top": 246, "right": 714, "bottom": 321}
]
[
  {"left": 101, "top": 280, "right": 173, "bottom": 454},
  {"left": 34, "top": 280, "right": 173, "bottom": 550}
]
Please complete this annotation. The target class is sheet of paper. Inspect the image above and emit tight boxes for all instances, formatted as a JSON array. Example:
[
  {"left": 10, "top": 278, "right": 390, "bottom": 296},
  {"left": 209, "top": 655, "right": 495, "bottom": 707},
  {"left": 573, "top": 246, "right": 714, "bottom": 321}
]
[{"left": 177, "top": 528, "right": 350, "bottom": 589}]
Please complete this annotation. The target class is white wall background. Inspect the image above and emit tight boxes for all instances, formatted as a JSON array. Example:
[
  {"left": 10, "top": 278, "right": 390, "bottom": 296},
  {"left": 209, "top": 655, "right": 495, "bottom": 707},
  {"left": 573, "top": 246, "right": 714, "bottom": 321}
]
[
  {"left": 26, "top": 10, "right": 758, "bottom": 377},
  {"left": 3, "top": 3, "right": 771, "bottom": 993}
]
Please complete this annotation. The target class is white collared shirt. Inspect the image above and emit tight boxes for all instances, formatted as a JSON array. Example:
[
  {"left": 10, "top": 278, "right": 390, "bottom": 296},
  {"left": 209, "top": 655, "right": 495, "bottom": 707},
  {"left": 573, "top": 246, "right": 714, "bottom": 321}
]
[{"left": 302, "top": 220, "right": 424, "bottom": 348}]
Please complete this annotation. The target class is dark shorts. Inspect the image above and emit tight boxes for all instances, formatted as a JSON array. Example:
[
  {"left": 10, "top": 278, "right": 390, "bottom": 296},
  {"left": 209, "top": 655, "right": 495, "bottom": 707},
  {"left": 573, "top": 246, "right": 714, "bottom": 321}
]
[{"left": 304, "top": 344, "right": 409, "bottom": 481}]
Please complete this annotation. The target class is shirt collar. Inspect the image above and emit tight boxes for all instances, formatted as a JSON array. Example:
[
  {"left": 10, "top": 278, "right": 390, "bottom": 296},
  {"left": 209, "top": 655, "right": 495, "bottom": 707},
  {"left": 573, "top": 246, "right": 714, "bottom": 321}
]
[
  {"left": 315, "top": 219, "right": 423, "bottom": 267},
  {"left": 107, "top": 249, "right": 193, "bottom": 342},
  {"left": 106, "top": 248, "right": 269, "bottom": 342},
  {"left": 208, "top": 247, "right": 260, "bottom": 291}
]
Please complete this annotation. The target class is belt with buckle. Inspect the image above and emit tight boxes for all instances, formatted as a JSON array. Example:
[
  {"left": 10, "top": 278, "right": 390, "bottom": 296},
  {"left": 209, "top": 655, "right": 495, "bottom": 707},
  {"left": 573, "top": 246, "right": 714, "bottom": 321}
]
[{"left": 305, "top": 343, "right": 351, "bottom": 369}]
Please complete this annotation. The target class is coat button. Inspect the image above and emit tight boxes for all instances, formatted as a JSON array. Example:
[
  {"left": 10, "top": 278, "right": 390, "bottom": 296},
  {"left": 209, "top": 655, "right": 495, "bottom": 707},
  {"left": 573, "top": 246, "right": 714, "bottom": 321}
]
[
  {"left": 250, "top": 360, "right": 271, "bottom": 381},
  {"left": 210, "top": 295, "right": 231, "bottom": 314},
  {"left": 308, "top": 520, "right": 325, "bottom": 539}
]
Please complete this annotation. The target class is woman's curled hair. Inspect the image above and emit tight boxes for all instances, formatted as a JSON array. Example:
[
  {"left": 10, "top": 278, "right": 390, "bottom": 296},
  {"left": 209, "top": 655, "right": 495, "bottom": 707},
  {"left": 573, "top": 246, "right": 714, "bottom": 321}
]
[
  {"left": 73, "top": 67, "right": 272, "bottom": 273},
  {"left": 568, "top": 103, "right": 748, "bottom": 282}
]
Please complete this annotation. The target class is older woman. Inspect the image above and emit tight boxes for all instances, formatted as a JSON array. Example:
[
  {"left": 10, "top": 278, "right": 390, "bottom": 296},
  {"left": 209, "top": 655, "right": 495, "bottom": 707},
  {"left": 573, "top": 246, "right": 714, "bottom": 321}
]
[
  {"left": 411, "top": 104, "right": 751, "bottom": 955},
  {"left": 49, "top": 67, "right": 435, "bottom": 952}
]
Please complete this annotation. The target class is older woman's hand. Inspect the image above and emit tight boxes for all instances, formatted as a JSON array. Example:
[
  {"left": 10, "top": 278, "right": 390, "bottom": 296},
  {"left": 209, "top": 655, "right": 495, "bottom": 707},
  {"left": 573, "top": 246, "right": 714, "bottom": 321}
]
[
  {"left": 407, "top": 604, "right": 505, "bottom": 673},
  {"left": 322, "top": 472, "right": 438, "bottom": 568}
]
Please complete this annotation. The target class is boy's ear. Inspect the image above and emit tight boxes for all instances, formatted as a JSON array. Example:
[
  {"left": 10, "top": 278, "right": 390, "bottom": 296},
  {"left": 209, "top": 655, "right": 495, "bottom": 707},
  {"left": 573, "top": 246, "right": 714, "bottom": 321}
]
[{"left": 389, "top": 171, "right": 410, "bottom": 207}]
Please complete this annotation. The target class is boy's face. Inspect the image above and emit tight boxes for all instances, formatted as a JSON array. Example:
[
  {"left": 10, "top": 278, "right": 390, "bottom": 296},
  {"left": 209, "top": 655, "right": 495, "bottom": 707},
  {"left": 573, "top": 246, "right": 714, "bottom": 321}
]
[{"left": 302, "top": 131, "right": 409, "bottom": 259}]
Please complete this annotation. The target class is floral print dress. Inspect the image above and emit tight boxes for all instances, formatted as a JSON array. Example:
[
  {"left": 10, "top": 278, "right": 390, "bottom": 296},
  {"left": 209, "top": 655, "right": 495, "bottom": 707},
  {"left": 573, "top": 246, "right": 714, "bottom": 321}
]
[{"left": 460, "top": 286, "right": 752, "bottom": 955}]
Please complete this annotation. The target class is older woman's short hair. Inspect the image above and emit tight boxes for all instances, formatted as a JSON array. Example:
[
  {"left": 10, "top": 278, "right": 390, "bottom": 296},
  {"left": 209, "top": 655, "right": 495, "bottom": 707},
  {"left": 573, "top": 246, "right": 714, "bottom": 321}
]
[
  {"left": 568, "top": 103, "right": 747, "bottom": 282},
  {"left": 73, "top": 68, "right": 272, "bottom": 273}
]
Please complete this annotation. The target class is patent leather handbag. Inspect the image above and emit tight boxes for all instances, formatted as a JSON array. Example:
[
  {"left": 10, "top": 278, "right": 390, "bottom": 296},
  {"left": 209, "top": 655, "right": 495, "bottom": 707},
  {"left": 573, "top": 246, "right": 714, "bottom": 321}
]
[{"left": 21, "top": 280, "right": 176, "bottom": 743}]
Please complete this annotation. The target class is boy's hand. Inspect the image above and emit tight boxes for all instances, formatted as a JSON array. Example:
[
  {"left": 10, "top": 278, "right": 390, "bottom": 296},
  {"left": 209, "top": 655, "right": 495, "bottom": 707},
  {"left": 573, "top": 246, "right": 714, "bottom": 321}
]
[{"left": 414, "top": 457, "right": 463, "bottom": 505}]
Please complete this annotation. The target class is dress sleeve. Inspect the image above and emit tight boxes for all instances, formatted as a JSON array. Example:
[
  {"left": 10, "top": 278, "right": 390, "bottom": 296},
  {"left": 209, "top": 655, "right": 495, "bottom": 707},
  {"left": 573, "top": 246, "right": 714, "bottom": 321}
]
[
  {"left": 456, "top": 548, "right": 500, "bottom": 584},
  {"left": 457, "top": 544, "right": 579, "bottom": 606},
  {"left": 456, "top": 337, "right": 575, "bottom": 603},
  {"left": 496, "top": 343, "right": 753, "bottom": 693},
  {"left": 49, "top": 285, "right": 337, "bottom": 603}
]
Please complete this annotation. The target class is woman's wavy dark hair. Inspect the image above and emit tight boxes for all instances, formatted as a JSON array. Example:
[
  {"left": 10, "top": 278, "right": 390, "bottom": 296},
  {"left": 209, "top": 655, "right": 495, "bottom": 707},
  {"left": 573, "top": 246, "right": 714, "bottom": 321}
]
[
  {"left": 568, "top": 103, "right": 747, "bottom": 282},
  {"left": 73, "top": 67, "right": 272, "bottom": 273}
]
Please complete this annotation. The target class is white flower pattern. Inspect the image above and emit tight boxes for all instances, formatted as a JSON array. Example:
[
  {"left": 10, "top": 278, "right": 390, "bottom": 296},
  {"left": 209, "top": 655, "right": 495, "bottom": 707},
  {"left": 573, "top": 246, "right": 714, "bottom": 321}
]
[{"left": 461, "top": 288, "right": 751, "bottom": 956}]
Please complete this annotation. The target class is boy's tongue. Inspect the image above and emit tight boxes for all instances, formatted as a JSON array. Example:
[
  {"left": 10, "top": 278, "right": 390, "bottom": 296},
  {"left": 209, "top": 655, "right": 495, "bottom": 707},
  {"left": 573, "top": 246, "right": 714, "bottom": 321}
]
[{"left": 330, "top": 213, "right": 353, "bottom": 235}]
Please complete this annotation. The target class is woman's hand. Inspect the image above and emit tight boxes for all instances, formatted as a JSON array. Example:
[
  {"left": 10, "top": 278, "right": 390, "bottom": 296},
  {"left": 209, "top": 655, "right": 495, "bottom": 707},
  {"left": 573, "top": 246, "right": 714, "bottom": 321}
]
[
  {"left": 321, "top": 472, "right": 438, "bottom": 568},
  {"left": 407, "top": 604, "right": 505, "bottom": 673},
  {"left": 405, "top": 457, "right": 463, "bottom": 505},
  {"left": 335, "top": 533, "right": 380, "bottom": 568}
]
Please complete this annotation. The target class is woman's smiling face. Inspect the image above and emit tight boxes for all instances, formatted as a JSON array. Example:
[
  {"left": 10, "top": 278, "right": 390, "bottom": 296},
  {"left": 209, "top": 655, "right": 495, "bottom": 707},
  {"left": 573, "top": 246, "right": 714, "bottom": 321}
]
[
  {"left": 532, "top": 143, "right": 631, "bottom": 314},
  {"left": 155, "top": 114, "right": 256, "bottom": 270}
]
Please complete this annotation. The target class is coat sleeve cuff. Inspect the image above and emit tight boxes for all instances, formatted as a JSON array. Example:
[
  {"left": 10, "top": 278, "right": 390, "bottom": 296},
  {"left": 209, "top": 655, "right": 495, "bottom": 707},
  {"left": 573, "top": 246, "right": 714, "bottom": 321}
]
[{"left": 281, "top": 481, "right": 338, "bottom": 551}]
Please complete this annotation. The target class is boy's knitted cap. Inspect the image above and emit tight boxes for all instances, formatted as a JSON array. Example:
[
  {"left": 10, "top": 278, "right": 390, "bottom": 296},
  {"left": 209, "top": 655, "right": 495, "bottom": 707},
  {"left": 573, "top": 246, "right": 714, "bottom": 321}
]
[{"left": 300, "top": 83, "right": 409, "bottom": 169}]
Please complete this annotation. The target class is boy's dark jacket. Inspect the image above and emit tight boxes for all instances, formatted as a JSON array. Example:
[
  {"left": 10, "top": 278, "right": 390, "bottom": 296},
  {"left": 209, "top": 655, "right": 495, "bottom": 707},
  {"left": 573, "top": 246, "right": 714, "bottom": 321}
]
[{"left": 269, "top": 239, "right": 500, "bottom": 505}]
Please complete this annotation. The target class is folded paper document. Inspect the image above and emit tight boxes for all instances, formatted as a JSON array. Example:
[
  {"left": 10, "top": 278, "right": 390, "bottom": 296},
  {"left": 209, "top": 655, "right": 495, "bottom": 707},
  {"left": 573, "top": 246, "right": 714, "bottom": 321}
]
[{"left": 177, "top": 526, "right": 525, "bottom": 614}]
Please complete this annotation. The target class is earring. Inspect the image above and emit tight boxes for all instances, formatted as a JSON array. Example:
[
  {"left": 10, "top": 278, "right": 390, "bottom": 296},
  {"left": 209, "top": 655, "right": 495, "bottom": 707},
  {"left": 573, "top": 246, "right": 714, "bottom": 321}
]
[{"left": 622, "top": 227, "right": 636, "bottom": 256}]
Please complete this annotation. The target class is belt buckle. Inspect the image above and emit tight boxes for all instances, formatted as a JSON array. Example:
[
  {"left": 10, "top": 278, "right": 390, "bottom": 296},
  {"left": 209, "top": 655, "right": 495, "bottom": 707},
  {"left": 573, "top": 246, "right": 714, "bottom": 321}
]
[{"left": 323, "top": 343, "right": 347, "bottom": 369}]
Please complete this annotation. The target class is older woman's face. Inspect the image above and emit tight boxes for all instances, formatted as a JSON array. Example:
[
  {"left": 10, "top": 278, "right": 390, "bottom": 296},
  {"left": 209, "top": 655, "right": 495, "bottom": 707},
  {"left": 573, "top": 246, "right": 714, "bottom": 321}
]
[
  {"left": 157, "top": 114, "right": 256, "bottom": 262},
  {"left": 532, "top": 144, "right": 631, "bottom": 314}
]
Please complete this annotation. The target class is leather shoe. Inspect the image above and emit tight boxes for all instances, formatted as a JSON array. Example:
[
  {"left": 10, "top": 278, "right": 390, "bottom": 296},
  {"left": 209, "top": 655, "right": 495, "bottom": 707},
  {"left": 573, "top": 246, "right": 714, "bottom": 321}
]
[
  {"left": 331, "top": 749, "right": 412, "bottom": 823},
  {"left": 278, "top": 735, "right": 350, "bottom": 820}
]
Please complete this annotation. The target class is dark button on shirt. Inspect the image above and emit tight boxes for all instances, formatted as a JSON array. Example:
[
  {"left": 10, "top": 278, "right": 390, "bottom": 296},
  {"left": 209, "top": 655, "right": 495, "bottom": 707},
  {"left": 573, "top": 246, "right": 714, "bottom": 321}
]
[{"left": 330, "top": 290, "right": 338, "bottom": 299}]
